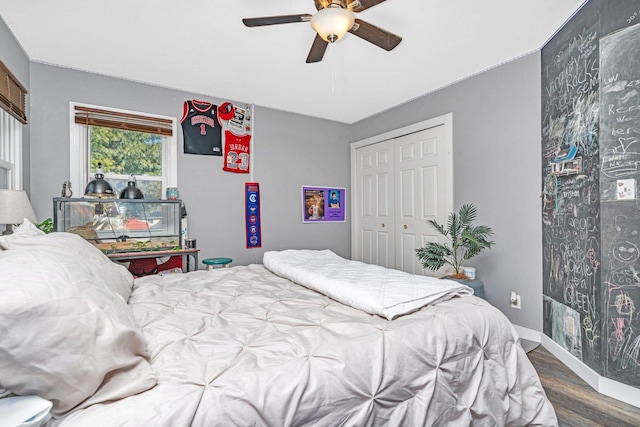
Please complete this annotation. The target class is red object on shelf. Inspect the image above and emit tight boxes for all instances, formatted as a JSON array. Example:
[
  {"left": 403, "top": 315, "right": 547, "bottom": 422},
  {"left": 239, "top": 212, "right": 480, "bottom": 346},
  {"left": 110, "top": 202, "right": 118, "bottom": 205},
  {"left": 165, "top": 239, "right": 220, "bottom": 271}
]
[
  {"left": 128, "top": 256, "right": 183, "bottom": 277},
  {"left": 124, "top": 218, "right": 150, "bottom": 230}
]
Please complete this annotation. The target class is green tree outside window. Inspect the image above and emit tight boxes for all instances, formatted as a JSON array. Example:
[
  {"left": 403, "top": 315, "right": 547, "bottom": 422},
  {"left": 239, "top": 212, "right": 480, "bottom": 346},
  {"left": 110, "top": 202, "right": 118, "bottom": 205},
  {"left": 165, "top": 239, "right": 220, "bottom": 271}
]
[{"left": 89, "top": 126, "right": 163, "bottom": 199}]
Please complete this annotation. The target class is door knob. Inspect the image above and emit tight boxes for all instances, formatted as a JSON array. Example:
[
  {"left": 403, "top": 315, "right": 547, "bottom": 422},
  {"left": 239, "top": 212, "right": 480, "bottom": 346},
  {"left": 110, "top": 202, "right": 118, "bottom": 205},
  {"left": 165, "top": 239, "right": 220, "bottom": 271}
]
[
  {"left": 403, "top": 224, "right": 408, "bottom": 229},
  {"left": 381, "top": 223, "right": 385, "bottom": 228}
]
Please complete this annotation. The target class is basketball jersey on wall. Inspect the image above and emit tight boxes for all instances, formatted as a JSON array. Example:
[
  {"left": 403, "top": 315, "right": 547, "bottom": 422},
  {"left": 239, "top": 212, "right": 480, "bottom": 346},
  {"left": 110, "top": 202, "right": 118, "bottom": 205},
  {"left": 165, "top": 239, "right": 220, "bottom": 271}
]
[
  {"left": 181, "top": 100, "right": 223, "bottom": 155},
  {"left": 223, "top": 130, "right": 251, "bottom": 173}
]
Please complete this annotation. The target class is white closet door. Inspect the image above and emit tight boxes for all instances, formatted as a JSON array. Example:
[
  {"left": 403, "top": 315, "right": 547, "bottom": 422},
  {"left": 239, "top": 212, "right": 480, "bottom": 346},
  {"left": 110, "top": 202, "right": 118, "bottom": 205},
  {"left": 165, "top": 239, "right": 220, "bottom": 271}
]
[
  {"left": 351, "top": 114, "right": 453, "bottom": 275},
  {"left": 393, "top": 125, "right": 449, "bottom": 275},
  {"left": 354, "top": 139, "right": 395, "bottom": 268}
]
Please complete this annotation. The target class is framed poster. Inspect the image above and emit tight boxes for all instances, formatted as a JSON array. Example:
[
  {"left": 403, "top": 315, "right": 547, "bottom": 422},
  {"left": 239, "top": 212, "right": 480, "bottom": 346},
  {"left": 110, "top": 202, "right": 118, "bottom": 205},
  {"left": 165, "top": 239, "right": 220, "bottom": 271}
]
[{"left": 302, "top": 186, "right": 346, "bottom": 223}]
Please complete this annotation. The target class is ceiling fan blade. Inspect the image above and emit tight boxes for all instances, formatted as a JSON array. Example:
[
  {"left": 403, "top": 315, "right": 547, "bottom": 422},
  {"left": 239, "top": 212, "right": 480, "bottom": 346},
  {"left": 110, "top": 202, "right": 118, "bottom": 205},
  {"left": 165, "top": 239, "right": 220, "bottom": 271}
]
[
  {"left": 313, "top": 0, "right": 331, "bottom": 11},
  {"left": 306, "top": 34, "right": 329, "bottom": 63},
  {"left": 348, "top": 19, "right": 402, "bottom": 51},
  {"left": 242, "top": 14, "right": 312, "bottom": 27},
  {"left": 348, "top": 0, "right": 386, "bottom": 12}
]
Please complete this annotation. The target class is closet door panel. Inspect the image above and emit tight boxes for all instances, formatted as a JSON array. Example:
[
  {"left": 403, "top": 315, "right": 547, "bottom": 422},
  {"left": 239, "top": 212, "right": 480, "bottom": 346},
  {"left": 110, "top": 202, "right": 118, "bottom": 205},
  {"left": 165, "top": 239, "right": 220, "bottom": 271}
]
[
  {"left": 422, "top": 165, "right": 438, "bottom": 220},
  {"left": 395, "top": 125, "right": 448, "bottom": 275},
  {"left": 354, "top": 140, "right": 395, "bottom": 269}
]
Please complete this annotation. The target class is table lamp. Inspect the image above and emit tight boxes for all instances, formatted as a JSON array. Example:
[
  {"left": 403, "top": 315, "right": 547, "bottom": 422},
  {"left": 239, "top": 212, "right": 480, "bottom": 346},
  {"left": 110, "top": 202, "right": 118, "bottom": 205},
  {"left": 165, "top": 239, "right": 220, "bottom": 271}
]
[{"left": 0, "top": 189, "right": 38, "bottom": 235}]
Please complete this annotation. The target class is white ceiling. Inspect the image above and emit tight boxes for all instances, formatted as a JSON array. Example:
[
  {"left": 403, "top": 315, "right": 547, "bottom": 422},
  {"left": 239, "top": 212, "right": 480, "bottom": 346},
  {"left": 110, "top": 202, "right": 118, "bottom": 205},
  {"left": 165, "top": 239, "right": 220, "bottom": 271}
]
[{"left": 0, "top": 0, "right": 585, "bottom": 124}]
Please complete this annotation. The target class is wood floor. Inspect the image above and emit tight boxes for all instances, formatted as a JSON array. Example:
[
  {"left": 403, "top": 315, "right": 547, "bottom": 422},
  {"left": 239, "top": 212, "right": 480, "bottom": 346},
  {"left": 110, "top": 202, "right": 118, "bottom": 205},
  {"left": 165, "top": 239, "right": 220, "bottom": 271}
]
[{"left": 527, "top": 345, "right": 640, "bottom": 427}]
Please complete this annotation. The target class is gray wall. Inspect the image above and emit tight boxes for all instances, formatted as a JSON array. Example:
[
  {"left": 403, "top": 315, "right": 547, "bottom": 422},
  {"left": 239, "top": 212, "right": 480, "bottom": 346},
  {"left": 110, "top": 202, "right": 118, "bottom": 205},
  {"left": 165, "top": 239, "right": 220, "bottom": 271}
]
[
  {"left": 10, "top": 12, "right": 543, "bottom": 331},
  {"left": 351, "top": 53, "right": 543, "bottom": 331},
  {"left": 28, "top": 62, "right": 352, "bottom": 266},
  {"left": 0, "top": 16, "right": 30, "bottom": 193}
]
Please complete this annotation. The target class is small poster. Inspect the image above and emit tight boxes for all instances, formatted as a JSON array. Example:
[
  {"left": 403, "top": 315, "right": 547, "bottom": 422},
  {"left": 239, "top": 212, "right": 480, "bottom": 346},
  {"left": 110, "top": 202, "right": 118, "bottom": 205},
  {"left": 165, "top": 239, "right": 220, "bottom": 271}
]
[
  {"left": 616, "top": 179, "right": 636, "bottom": 200},
  {"left": 302, "top": 186, "right": 346, "bottom": 223}
]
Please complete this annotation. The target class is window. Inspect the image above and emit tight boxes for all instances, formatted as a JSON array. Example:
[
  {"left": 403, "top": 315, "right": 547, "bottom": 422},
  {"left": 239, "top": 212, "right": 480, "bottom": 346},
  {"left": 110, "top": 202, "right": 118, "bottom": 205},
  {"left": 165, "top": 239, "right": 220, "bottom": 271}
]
[
  {"left": 0, "top": 59, "right": 27, "bottom": 125},
  {"left": 0, "top": 59, "right": 26, "bottom": 191},
  {"left": 0, "top": 107, "right": 24, "bottom": 190},
  {"left": 70, "top": 103, "right": 177, "bottom": 199}
]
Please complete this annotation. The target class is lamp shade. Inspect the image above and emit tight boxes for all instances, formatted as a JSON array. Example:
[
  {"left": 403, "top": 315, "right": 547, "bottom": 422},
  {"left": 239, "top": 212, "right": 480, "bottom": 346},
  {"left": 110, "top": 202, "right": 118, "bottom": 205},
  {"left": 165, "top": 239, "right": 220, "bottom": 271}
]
[
  {"left": 311, "top": 7, "right": 355, "bottom": 43},
  {"left": 85, "top": 163, "right": 114, "bottom": 197},
  {"left": 0, "top": 190, "right": 37, "bottom": 225}
]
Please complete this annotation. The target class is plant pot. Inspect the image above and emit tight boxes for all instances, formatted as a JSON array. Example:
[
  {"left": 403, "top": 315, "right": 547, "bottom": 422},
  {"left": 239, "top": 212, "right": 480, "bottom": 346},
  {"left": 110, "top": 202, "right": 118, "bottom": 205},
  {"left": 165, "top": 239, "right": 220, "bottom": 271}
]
[{"left": 448, "top": 272, "right": 471, "bottom": 280}]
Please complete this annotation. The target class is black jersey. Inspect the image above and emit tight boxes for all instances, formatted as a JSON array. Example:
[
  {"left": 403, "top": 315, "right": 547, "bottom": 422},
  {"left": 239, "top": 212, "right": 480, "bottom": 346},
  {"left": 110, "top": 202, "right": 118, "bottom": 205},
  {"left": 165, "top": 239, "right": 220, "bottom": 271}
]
[{"left": 181, "top": 100, "right": 223, "bottom": 155}]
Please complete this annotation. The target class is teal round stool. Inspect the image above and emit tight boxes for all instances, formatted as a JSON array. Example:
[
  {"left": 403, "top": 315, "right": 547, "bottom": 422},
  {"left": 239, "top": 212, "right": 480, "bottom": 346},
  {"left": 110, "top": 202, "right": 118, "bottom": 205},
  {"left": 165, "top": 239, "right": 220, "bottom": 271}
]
[{"left": 202, "top": 257, "right": 232, "bottom": 270}]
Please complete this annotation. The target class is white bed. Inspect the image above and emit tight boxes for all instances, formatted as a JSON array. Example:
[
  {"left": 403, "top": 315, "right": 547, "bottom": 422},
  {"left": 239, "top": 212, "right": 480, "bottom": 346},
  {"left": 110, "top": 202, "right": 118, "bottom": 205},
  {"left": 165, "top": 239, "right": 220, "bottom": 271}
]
[{"left": 0, "top": 224, "right": 557, "bottom": 426}]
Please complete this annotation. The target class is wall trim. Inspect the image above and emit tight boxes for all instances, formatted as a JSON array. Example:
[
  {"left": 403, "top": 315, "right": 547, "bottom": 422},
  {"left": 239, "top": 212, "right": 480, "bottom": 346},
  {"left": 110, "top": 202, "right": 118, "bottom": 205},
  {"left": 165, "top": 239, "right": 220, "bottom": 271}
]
[
  {"left": 349, "top": 113, "right": 453, "bottom": 151},
  {"left": 513, "top": 325, "right": 541, "bottom": 342},
  {"left": 540, "top": 334, "right": 640, "bottom": 408},
  {"left": 514, "top": 324, "right": 640, "bottom": 408}
]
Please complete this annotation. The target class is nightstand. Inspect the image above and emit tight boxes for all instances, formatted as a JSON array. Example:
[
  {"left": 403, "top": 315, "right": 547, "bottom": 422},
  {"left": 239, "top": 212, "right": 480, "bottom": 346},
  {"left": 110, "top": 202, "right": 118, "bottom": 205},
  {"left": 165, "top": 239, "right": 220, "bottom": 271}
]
[
  {"left": 464, "top": 279, "right": 485, "bottom": 300},
  {"left": 448, "top": 277, "right": 485, "bottom": 300}
]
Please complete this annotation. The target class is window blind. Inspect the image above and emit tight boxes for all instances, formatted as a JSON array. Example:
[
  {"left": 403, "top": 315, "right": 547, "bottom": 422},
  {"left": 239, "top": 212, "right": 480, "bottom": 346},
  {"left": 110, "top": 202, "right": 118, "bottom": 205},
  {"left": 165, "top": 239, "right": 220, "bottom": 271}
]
[
  {"left": 74, "top": 105, "right": 173, "bottom": 136},
  {"left": 0, "top": 60, "right": 27, "bottom": 124}
]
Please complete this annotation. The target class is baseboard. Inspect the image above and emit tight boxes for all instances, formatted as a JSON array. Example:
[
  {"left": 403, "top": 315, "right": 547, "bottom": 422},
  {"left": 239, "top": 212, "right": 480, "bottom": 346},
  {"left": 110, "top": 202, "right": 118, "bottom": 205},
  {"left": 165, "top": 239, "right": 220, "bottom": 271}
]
[
  {"left": 513, "top": 324, "right": 640, "bottom": 408},
  {"left": 512, "top": 325, "right": 541, "bottom": 342},
  {"left": 540, "top": 334, "right": 640, "bottom": 408},
  {"left": 540, "top": 334, "right": 601, "bottom": 389}
]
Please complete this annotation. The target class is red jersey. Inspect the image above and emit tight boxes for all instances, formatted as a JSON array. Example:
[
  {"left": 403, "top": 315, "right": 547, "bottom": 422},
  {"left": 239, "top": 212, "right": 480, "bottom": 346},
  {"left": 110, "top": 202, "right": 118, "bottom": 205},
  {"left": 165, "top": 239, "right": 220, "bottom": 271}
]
[{"left": 223, "top": 130, "right": 251, "bottom": 173}]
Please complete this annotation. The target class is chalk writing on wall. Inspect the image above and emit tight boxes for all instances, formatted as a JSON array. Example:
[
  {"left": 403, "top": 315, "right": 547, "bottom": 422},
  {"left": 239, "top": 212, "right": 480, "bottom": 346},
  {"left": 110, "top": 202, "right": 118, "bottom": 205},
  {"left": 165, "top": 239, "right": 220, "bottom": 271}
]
[
  {"left": 543, "top": 0, "right": 640, "bottom": 388},
  {"left": 541, "top": 0, "right": 602, "bottom": 370},
  {"left": 599, "top": 21, "right": 640, "bottom": 384},
  {"left": 599, "top": 23, "right": 640, "bottom": 197}
]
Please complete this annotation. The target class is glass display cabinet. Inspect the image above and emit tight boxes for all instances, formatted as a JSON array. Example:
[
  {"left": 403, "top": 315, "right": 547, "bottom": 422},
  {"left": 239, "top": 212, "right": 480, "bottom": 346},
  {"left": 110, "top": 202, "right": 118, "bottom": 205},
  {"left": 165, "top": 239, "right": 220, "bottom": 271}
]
[{"left": 53, "top": 198, "right": 198, "bottom": 272}]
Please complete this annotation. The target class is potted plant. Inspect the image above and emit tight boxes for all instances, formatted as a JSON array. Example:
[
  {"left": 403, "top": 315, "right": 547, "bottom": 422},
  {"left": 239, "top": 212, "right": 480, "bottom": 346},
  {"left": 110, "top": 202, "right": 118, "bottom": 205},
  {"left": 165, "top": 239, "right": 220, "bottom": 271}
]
[
  {"left": 36, "top": 218, "right": 54, "bottom": 234},
  {"left": 415, "top": 203, "right": 494, "bottom": 280}
]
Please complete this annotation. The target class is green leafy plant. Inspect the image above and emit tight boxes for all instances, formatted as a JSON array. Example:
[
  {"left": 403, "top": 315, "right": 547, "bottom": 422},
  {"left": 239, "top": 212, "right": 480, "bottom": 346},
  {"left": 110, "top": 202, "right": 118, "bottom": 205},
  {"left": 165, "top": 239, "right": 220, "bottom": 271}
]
[
  {"left": 36, "top": 218, "right": 54, "bottom": 234},
  {"left": 415, "top": 203, "right": 494, "bottom": 279}
]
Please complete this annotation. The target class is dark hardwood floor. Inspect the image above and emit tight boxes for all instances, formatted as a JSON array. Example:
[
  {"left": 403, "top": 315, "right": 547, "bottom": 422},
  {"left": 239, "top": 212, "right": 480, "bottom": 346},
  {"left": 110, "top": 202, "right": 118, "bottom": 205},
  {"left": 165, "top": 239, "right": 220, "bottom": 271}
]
[{"left": 527, "top": 345, "right": 640, "bottom": 427}]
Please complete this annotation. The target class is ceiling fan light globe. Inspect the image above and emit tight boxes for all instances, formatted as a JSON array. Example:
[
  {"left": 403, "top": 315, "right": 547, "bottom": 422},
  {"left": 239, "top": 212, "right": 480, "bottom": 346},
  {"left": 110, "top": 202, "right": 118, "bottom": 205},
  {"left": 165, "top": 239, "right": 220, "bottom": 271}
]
[{"left": 311, "top": 7, "right": 355, "bottom": 43}]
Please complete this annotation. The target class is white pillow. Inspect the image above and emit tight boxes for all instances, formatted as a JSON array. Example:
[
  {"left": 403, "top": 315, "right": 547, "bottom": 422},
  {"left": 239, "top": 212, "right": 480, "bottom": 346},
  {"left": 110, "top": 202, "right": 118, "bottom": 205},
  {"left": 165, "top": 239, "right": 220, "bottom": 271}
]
[
  {"left": 0, "top": 227, "right": 134, "bottom": 301},
  {"left": 0, "top": 248, "right": 157, "bottom": 416},
  {"left": 0, "top": 218, "right": 44, "bottom": 251}
]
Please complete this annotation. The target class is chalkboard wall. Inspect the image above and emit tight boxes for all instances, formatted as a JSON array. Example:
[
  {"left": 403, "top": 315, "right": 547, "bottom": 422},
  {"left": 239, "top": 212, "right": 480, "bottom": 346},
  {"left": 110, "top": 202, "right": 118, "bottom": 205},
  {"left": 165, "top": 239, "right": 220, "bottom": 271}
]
[{"left": 541, "top": 0, "right": 640, "bottom": 387}]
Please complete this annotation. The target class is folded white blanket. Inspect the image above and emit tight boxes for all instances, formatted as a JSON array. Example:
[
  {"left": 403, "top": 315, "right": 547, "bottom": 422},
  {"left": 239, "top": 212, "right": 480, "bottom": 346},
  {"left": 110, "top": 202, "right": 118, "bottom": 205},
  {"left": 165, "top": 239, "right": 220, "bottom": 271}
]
[{"left": 263, "top": 249, "right": 473, "bottom": 320}]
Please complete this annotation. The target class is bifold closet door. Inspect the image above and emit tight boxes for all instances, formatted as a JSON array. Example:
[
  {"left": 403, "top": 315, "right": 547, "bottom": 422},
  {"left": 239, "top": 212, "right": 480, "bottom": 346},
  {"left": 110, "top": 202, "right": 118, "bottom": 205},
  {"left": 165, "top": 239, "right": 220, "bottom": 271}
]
[
  {"left": 354, "top": 124, "right": 451, "bottom": 274},
  {"left": 393, "top": 125, "right": 448, "bottom": 275},
  {"left": 354, "top": 139, "right": 395, "bottom": 269}
]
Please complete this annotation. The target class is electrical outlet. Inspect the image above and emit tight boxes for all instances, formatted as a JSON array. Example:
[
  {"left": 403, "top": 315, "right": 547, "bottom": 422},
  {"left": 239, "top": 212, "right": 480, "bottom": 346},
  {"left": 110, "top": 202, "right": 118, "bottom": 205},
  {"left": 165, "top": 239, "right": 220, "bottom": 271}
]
[
  {"left": 513, "top": 295, "right": 522, "bottom": 309},
  {"left": 510, "top": 291, "right": 522, "bottom": 309}
]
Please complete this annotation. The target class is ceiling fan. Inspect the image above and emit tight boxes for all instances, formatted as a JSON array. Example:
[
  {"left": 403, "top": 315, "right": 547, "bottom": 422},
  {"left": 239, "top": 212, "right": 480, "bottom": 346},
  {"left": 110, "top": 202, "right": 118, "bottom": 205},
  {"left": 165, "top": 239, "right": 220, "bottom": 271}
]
[{"left": 242, "top": 0, "right": 402, "bottom": 63}]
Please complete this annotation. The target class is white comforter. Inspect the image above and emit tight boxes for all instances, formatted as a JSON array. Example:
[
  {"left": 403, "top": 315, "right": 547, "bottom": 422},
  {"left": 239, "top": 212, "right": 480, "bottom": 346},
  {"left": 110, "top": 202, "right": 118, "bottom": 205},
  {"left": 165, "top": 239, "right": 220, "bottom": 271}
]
[
  {"left": 264, "top": 249, "right": 473, "bottom": 320},
  {"left": 49, "top": 264, "right": 557, "bottom": 426}
]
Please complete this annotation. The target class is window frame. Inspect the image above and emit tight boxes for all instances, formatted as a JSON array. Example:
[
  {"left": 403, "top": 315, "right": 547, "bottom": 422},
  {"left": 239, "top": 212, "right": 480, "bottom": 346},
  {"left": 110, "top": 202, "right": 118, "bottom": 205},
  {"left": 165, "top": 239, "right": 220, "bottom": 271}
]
[
  {"left": 70, "top": 102, "right": 177, "bottom": 198},
  {"left": 0, "top": 107, "right": 24, "bottom": 190}
]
